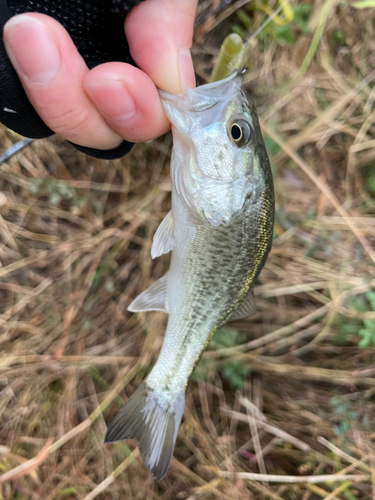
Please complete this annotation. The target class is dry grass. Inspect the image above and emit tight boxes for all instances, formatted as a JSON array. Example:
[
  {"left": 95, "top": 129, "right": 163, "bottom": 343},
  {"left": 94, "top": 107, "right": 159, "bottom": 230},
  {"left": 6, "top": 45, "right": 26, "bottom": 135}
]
[{"left": 1, "top": 1, "right": 375, "bottom": 499}]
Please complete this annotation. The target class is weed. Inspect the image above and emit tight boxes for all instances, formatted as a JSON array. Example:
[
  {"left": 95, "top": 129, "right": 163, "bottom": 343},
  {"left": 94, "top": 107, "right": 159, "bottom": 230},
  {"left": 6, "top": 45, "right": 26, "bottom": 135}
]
[
  {"left": 209, "top": 327, "right": 250, "bottom": 388},
  {"left": 29, "top": 178, "right": 86, "bottom": 209},
  {"left": 336, "top": 291, "right": 375, "bottom": 347}
]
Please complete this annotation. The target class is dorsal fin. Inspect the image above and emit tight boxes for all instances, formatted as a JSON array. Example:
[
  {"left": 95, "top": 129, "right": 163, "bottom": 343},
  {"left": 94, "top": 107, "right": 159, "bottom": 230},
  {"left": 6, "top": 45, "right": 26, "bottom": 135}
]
[
  {"left": 151, "top": 211, "right": 175, "bottom": 259},
  {"left": 128, "top": 274, "right": 168, "bottom": 313},
  {"left": 231, "top": 289, "right": 257, "bottom": 321}
]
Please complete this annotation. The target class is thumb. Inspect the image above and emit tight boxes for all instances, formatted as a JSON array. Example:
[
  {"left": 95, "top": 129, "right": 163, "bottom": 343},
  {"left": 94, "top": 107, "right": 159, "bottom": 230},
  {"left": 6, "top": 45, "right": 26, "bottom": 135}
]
[{"left": 125, "top": 0, "right": 197, "bottom": 95}]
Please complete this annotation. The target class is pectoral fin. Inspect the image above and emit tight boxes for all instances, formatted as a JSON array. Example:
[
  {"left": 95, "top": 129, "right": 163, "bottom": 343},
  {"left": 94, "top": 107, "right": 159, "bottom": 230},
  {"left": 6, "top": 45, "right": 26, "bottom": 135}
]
[
  {"left": 128, "top": 273, "right": 168, "bottom": 313},
  {"left": 151, "top": 211, "right": 175, "bottom": 259},
  {"left": 231, "top": 289, "right": 257, "bottom": 321}
]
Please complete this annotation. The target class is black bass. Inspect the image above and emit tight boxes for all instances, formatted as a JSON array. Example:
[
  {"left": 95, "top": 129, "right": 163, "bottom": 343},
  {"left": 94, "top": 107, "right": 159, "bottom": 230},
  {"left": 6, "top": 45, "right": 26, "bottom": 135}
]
[{"left": 105, "top": 72, "right": 275, "bottom": 480}]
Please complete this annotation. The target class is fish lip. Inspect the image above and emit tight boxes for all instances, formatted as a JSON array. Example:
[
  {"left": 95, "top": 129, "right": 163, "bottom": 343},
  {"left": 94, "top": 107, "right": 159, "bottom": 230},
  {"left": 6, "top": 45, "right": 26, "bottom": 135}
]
[{"left": 158, "top": 70, "right": 242, "bottom": 101}]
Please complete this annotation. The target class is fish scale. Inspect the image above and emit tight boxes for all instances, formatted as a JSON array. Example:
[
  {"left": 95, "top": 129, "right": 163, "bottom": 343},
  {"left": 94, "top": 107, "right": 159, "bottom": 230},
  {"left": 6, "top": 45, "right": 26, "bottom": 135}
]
[
  {"left": 105, "top": 72, "right": 275, "bottom": 481},
  {"left": 151, "top": 197, "right": 273, "bottom": 396}
]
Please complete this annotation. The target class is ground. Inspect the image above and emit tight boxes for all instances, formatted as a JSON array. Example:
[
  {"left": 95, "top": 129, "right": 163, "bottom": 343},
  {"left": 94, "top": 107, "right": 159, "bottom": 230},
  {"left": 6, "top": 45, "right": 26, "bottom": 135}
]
[{"left": 1, "top": 1, "right": 375, "bottom": 499}]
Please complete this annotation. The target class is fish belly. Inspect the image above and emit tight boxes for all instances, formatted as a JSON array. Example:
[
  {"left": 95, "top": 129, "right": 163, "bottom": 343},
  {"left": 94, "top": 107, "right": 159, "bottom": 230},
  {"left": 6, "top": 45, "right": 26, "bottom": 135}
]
[{"left": 146, "top": 194, "right": 269, "bottom": 396}]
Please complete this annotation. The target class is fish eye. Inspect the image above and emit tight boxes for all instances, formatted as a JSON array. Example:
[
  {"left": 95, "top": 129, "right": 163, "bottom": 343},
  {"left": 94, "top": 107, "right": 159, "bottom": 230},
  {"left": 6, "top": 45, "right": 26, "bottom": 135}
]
[{"left": 229, "top": 119, "right": 253, "bottom": 147}]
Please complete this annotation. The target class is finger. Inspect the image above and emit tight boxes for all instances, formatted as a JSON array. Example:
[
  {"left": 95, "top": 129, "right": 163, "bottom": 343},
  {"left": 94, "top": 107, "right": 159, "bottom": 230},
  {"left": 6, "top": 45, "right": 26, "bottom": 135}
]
[
  {"left": 3, "top": 13, "right": 122, "bottom": 150},
  {"left": 84, "top": 63, "right": 170, "bottom": 143},
  {"left": 125, "top": 0, "right": 198, "bottom": 95}
]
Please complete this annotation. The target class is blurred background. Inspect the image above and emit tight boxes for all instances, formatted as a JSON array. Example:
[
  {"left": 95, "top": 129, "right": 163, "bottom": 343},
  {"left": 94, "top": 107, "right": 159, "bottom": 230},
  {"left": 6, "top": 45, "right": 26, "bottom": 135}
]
[{"left": 1, "top": 1, "right": 375, "bottom": 498}]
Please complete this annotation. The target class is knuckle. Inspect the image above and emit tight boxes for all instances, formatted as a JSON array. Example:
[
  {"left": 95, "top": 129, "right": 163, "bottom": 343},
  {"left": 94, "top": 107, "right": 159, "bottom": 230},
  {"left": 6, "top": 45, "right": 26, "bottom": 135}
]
[{"left": 43, "top": 106, "right": 94, "bottom": 140}]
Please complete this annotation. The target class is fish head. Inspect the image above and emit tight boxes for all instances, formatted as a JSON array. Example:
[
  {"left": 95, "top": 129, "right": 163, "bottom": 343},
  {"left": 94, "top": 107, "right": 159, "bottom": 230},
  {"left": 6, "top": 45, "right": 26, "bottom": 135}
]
[{"left": 160, "top": 72, "right": 271, "bottom": 227}]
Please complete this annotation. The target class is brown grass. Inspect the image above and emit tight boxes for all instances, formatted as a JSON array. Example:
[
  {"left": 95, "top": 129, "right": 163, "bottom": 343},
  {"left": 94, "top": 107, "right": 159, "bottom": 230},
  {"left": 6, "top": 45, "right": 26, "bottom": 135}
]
[{"left": 1, "top": 1, "right": 375, "bottom": 499}]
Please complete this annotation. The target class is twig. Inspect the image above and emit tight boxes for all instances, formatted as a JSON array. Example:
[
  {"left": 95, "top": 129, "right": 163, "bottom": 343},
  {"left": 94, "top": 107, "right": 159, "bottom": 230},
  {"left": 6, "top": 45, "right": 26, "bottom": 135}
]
[
  {"left": 238, "top": 357, "right": 375, "bottom": 387},
  {"left": 322, "top": 481, "right": 351, "bottom": 500},
  {"left": 317, "top": 437, "right": 372, "bottom": 474},
  {"left": 0, "top": 355, "right": 136, "bottom": 369},
  {"left": 224, "top": 408, "right": 311, "bottom": 451},
  {"left": 207, "top": 303, "right": 331, "bottom": 356},
  {"left": 306, "top": 483, "right": 342, "bottom": 500},
  {"left": 261, "top": 121, "right": 375, "bottom": 265},
  {"left": 217, "top": 471, "right": 370, "bottom": 483},
  {"left": 0, "top": 362, "right": 142, "bottom": 476},
  {"left": 294, "top": 0, "right": 336, "bottom": 80},
  {"left": 291, "top": 299, "right": 341, "bottom": 357},
  {"left": 246, "top": 400, "right": 268, "bottom": 485},
  {"left": 0, "top": 438, "right": 53, "bottom": 483},
  {"left": 82, "top": 450, "right": 139, "bottom": 500}
]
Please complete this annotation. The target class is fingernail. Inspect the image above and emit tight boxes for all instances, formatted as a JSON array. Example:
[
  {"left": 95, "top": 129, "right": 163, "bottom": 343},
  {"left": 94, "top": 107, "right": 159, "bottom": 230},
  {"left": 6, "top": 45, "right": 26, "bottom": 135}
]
[
  {"left": 85, "top": 79, "right": 136, "bottom": 121},
  {"left": 178, "top": 49, "right": 195, "bottom": 93},
  {"left": 4, "top": 15, "right": 61, "bottom": 84}
]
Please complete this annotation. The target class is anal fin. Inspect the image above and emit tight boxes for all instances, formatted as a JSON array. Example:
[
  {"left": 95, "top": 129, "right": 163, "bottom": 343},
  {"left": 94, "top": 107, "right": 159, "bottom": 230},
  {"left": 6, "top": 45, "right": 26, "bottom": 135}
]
[
  {"left": 231, "top": 289, "right": 257, "bottom": 321},
  {"left": 128, "top": 273, "right": 168, "bottom": 313}
]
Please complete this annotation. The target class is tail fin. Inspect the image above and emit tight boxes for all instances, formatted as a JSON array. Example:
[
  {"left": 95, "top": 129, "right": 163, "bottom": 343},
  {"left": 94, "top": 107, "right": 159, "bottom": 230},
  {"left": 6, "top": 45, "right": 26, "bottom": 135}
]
[{"left": 105, "top": 381, "right": 185, "bottom": 481}]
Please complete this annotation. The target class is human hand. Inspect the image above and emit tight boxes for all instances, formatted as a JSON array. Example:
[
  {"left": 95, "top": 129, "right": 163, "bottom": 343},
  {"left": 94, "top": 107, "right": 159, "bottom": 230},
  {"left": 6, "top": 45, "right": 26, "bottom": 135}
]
[{"left": 1, "top": 0, "right": 197, "bottom": 156}]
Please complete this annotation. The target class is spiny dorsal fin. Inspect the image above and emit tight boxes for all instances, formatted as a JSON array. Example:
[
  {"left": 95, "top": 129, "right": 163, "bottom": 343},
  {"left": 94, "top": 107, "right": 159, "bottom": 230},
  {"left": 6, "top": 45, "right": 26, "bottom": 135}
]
[
  {"left": 128, "top": 274, "right": 168, "bottom": 313},
  {"left": 151, "top": 211, "right": 175, "bottom": 259},
  {"left": 231, "top": 289, "right": 257, "bottom": 321}
]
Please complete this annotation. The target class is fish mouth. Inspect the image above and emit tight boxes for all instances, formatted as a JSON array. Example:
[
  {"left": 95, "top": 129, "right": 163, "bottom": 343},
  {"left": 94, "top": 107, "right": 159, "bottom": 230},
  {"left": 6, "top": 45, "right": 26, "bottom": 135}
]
[
  {"left": 159, "top": 70, "right": 241, "bottom": 100},
  {"left": 159, "top": 71, "right": 243, "bottom": 113}
]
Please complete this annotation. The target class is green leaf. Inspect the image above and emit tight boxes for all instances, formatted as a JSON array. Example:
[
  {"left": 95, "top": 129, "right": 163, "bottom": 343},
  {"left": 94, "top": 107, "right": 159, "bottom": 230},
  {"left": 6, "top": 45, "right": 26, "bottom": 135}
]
[
  {"left": 366, "top": 290, "right": 375, "bottom": 310},
  {"left": 331, "top": 30, "right": 346, "bottom": 47},
  {"left": 343, "top": 491, "right": 357, "bottom": 500},
  {"left": 293, "top": 5, "right": 311, "bottom": 33},
  {"left": 333, "top": 420, "right": 349, "bottom": 436},
  {"left": 358, "top": 329, "right": 372, "bottom": 347},
  {"left": 56, "top": 488, "right": 78, "bottom": 498},
  {"left": 347, "top": 297, "right": 367, "bottom": 312},
  {"left": 264, "top": 137, "right": 281, "bottom": 156},
  {"left": 339, "top": 321, "right": 361, "bottom": 335},
  {"left": 295, "top": 0, "right": 336, "bottom": 80},
  {"left": 236, "top": 9, "right": 251, "bottom": 29},
  {"left": 363, "top": 318, "right": 375, "bottom": 331},
  {"left": 275, "top": 25, "right": 295, "bottom": 45},
  {"left": 221, "top": 359, "right": 250, "bottom": 389},
  {"left": 231, "top": 24, "right": 245, "bottom": 38},
  {"left": 211, "top": 327, "right": 245, "bottom": 348},
  {"left": 191, "top": 358, "right": 215, "bottom": 382},
  {"left": 49, "top": 192, "right": 62, "bottom": 206}
]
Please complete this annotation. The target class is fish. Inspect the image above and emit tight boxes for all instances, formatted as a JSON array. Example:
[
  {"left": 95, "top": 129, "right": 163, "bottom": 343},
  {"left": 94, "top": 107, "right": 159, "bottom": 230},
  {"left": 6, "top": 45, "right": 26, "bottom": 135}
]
[{"left": 105, "top": 71, "right": 275, "bottom": 481}]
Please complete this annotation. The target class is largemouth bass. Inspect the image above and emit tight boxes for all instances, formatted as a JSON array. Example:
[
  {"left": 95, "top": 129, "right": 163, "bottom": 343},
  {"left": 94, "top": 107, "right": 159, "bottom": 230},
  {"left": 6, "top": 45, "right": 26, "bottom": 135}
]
[{"left": 105, "top": 72, "right": 275, "bottom": 480}]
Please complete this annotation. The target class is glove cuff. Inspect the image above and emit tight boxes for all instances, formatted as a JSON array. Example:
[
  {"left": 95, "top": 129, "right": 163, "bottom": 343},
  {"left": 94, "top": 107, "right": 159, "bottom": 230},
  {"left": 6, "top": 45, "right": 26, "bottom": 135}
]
[{"left": 70, "top": 139, "right": 134, "bottom": 159}]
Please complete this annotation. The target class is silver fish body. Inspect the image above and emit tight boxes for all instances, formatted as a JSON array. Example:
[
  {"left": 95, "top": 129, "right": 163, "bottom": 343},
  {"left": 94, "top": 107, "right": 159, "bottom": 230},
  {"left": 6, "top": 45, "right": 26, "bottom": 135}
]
[{"left": 105, "top": 73, "right": 275, "bottom": 481}]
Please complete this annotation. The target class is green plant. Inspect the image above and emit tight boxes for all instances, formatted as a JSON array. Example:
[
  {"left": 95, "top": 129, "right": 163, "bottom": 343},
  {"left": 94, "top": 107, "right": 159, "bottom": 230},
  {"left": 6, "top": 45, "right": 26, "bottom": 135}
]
[
  {"left": 335, "top": 291, "right": 375, "bottom": 347},
  {"left": 355, "top": 291, "right": 375, "bottom": 347},
  {"left": 29, "top": 178, "right": 86, "bottom": 208},
  {"left": 209, "top": 327, "right": 250, "bottom": 388},
  {"left": 358, "top": 291, "right": 375, "bottom": 346},
  {"left": 221, "top": 359, "right": 250, "bottom": 389}
]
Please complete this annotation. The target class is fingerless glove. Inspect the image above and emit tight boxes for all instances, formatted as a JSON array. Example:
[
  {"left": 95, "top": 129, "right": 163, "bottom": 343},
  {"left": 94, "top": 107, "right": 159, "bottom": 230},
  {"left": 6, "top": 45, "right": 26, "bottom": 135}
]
[{"left": 0, "top": 0, "right": 143, "bottom": 159}]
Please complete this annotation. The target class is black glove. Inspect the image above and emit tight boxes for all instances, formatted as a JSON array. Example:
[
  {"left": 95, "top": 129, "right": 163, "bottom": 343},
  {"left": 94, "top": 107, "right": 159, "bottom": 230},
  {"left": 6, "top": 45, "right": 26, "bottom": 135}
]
[{"left": 0, "top": 0, "right": 144, "bottom": 159}]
